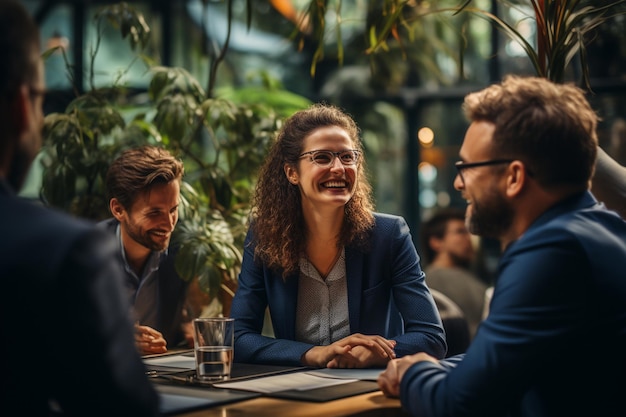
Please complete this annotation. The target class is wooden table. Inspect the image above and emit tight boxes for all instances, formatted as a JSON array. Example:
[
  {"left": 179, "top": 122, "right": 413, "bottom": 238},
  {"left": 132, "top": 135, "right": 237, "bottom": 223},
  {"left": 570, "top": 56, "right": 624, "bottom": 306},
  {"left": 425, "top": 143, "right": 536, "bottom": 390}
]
[
  {"left": 146, "top": 351, "right": 407, "bottom": 416},
  {"left": 174, "top": 391, "right": 408, "bottom": 417}
]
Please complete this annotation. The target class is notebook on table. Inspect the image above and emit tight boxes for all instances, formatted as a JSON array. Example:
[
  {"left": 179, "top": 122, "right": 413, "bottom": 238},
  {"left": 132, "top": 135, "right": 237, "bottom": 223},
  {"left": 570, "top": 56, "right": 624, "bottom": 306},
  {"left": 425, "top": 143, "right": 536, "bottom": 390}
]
[
  {"left": 144, "top": 354, "right": 308, "bottom": 413},
  {"left": 156, "top": 384, "right": 260, "bottom": 415},
  {"left": 145, "top": 352, "right": 381, "bottom": 404},
  {"left": 213, "top": 367, "right": 382, "bottom": 402},
  {"left": 144, "top": 352, "right": 308, "bottom": 385}
]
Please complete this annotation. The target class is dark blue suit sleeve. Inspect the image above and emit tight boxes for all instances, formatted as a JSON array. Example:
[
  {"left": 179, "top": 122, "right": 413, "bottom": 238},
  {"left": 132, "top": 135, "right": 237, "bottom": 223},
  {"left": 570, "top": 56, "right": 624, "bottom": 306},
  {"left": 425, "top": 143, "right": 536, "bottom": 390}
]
[
  {"left": 399, "top": 243, "right": 573, "bottom": 417},
  {"left": 51, "top": 230, "right": 160, "bottom": 416}
]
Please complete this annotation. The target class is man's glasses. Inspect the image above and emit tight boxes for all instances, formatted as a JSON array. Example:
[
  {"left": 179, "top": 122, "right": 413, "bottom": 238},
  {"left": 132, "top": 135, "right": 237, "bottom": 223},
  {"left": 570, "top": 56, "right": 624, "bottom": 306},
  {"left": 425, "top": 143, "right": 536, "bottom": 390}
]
[
  {"left": 299, "top": 150, "right": 361, "bottom": 167},
  {"left": 455, "top": 159, "right": 514, "bottom": 181},
  {"left": 29, "top": 86, "right": 46, "bottom": 98},
  {"left": 29, "top": 86, "right": 46, "bottom": 104}
]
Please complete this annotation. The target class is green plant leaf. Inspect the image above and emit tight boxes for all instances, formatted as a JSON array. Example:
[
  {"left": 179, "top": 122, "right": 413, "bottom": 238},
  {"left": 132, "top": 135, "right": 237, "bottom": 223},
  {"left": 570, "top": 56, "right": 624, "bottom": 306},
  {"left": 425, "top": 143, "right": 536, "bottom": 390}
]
[{"left": 95, "top": 2, "right": 151, "bottom": 51}]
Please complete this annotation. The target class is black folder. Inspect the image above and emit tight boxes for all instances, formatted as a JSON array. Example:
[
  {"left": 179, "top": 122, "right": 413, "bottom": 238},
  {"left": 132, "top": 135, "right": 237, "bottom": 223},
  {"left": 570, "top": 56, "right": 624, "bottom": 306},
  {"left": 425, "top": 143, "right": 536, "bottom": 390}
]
[
  {"left": 151, "top": 361, "right": 307, "bottom": 414},
  {"left": 267, "top": 380, "right": 380, "bottom": 402},
  {"left": 149, "top": 356, "right": 379, "bottom": 408},
  {"left": 156, "top": 384, "right": 260, "bottom": 415}
]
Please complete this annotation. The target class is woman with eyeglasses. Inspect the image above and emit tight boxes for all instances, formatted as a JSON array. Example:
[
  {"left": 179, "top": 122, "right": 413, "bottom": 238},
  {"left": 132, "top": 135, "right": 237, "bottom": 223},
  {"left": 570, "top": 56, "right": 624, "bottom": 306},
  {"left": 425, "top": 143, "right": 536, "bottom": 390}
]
[{"left": 230, "top": 103, "right": 447, "bottom": 368}]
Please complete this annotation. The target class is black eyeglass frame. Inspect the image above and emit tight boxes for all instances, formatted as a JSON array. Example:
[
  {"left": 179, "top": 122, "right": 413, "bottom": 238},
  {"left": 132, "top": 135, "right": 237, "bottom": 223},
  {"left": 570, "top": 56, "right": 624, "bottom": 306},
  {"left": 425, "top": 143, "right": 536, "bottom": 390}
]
[
  {"left": 28, "top": 86, "right": 47, "bottom": 105},
  {"left": 454, "top": 159, "right": 514, "bottom": 171},
  {"left": 298, "top": 149, "right": 362, "bottom": 167},
  {"left": 454, "top": 159, "right": 514, "bottom": 180}
]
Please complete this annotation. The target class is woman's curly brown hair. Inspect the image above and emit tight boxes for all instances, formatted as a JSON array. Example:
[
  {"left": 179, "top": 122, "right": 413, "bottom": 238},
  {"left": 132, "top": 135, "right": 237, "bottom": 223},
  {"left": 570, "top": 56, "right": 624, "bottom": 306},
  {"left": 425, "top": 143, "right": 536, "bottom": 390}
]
[{"left": 250, "top": 103, "right": 375, "bottom": 278}]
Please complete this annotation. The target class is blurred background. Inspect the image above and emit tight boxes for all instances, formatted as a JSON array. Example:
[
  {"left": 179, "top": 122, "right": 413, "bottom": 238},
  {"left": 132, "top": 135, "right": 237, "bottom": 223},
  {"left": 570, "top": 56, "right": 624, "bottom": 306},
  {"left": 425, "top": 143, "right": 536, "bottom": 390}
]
[{"left": 20, "top": 0, "right": 626, "bottom": 287}]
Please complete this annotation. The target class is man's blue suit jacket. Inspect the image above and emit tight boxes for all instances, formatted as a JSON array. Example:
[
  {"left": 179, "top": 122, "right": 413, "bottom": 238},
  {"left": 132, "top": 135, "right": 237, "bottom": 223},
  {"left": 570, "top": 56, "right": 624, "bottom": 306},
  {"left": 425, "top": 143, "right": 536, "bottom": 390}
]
[
  {"left": 1, "top": 181, "right": 158, "bottom": 416},
  {"left": 231, "top": 212, "right": 447, "bottom": 365},
  {"left": 400, "top": 191, "right": 626, "bottom": 417}
]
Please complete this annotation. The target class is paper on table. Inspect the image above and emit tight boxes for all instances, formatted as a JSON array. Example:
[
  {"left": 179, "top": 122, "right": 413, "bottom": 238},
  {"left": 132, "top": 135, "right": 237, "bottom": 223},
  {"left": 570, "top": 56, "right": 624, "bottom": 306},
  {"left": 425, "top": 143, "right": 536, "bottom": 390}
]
[
  {"left": 305, "top": 368, "right": 383, "bottom": 381},
  {"left": 144, "top": 353, "right": 196, "bottom": 370},
  {"left": 213, "top": 371, "right": 358, "bottom": 393}
]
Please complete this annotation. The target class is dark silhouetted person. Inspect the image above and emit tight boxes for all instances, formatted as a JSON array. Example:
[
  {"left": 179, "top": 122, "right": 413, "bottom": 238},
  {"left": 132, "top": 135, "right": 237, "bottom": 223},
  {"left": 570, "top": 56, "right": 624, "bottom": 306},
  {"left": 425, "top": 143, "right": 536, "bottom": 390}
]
[{"left": 0, "top": 2, "right": 159, "bottom": 415}]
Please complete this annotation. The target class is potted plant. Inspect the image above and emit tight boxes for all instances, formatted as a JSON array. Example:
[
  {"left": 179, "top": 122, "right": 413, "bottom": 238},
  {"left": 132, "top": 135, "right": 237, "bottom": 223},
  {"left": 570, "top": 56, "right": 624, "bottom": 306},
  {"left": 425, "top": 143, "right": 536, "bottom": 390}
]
[
  {"left": 40, "top": 2, "right": 311, "bottom": 315},
  {"left": 290, "top": 0, "right": 625, "bottom": 87}
]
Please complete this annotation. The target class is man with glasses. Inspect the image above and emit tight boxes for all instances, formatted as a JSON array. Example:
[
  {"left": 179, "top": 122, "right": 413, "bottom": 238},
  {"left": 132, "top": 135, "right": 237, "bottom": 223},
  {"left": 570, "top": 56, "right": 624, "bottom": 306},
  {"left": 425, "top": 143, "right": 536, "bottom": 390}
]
[
  {"left": 0, "top": 2, "right": 158, "bottom": 415},
  {"left": 378, "top": 75, "right": 626, "bottom": 417}
]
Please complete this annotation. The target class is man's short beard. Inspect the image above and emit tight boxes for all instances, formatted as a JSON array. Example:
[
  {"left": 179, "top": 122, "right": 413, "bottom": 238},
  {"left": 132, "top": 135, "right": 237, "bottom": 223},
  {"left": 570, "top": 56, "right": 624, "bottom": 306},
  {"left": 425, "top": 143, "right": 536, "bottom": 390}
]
[
  {"left": 123, "top": 218, "right": 169, "bottom": 252},
  {"left": 467, "top": 188, "right": 513, "bottom": 240}
]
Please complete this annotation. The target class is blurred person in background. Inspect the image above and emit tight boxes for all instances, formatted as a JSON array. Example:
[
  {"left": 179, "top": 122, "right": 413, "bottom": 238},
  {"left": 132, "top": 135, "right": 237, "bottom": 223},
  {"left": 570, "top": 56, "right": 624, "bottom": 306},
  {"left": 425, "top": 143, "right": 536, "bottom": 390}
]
[{"left": 420, "top": 207, "right": 488, "bottom": 340}]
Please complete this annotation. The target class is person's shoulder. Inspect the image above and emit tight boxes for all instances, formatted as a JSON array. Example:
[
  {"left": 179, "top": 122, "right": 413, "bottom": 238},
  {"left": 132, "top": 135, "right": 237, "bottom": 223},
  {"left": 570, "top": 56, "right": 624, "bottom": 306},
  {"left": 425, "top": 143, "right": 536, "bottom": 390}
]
[
  {"left": 372, "top": 212, "right": 407, "bottom": 226},
  {"left": 426, "top": 266, "right": 487, "bottom": 290},
  {"left": 6, "top": 196, "right": 94, "bottom": 236},
  {"left": 2, "top": 196, "right": 116, "bottom": 267},
  {"left": 568, "top": 206, "right": 626, "bottom": 244},
  {"left": 369, "top": 212, "right": 412, "bottom": 242},
  {"left": 547, "top": 194, "right": 626, "bottom": 236},
  {"left": 372, "top": 212, "right": 411, "bottom": 233},
  {"left": 518, "top": 192, "right": 626, "bottom": 255},
  {"left": 96, "top": 217, "right": 119, "bottom": 233}
]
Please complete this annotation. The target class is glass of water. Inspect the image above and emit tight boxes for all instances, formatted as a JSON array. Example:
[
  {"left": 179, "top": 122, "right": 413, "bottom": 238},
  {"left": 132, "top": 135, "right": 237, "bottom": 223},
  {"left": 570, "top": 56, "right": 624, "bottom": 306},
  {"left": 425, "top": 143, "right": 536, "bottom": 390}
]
[{"left": 193, "top": 317, "right": 234, "bottom": 381}]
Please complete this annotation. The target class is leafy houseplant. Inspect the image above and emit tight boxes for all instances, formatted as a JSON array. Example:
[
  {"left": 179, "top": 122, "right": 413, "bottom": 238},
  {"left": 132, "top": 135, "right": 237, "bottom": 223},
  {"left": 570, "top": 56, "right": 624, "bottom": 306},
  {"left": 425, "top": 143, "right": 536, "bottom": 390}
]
[
  {"left": 289, "top": 0, "right": 626, "bottom": 87},
  {"left": 41, "top": 2, "right": 310, "bottom": 313},
  {"left": 453, "top": 0, "right": 626, "bottom": 87},
  {"left": 42, "top": 0, "right": 623, "bottom": 314}
]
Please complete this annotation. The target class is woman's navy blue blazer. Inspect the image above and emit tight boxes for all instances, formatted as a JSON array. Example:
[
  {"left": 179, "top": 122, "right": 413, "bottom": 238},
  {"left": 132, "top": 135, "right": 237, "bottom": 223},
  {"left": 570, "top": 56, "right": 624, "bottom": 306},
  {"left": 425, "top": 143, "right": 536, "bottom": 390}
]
[{"left": 231, "top": 212, "right": 447, "bottom": 365}]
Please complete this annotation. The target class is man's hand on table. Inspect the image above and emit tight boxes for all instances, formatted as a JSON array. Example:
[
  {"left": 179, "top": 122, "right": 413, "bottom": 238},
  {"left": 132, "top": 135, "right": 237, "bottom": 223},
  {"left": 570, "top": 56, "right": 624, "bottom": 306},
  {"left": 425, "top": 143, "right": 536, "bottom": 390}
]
[{"left": 377, "top": 352, "right": 439, "bottom": 397}]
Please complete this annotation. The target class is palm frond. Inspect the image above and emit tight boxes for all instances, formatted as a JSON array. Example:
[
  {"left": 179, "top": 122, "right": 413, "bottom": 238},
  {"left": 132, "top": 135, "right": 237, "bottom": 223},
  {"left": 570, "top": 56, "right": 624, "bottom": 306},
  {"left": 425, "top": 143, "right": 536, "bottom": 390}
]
[{"left": 457, "top": 0, "right": 626, "bottom": 87}]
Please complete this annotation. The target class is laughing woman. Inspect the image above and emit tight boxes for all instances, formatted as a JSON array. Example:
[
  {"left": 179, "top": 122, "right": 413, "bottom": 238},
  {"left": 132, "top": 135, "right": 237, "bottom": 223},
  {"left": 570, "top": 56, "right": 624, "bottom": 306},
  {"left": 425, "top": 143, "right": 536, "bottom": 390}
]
[{"left": 230, "top": 103, "right": 446, "bottom": 368}]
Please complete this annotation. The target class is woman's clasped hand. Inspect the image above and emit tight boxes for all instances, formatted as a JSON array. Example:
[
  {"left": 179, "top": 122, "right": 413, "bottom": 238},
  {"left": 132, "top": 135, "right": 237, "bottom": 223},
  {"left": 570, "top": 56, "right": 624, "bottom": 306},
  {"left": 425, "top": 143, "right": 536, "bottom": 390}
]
[{"left": 302, "top": 333, "right": 397, "bottom": 368}]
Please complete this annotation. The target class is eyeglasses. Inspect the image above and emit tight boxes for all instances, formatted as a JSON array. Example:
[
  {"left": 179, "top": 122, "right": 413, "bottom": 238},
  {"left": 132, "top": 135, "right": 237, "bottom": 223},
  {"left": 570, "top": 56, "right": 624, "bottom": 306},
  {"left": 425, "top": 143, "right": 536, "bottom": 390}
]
[
  {"left": 455, "top": 159, "right": 513, "bottom": 181},
  {"left": 29, "top": 86, "right": 46, "bottom": 98},
  {"left": 28, "top": 86, "right": 46, "bottom": 104},
  {"left": 299, "top": 150, "right": 361, "bottom": 167}
]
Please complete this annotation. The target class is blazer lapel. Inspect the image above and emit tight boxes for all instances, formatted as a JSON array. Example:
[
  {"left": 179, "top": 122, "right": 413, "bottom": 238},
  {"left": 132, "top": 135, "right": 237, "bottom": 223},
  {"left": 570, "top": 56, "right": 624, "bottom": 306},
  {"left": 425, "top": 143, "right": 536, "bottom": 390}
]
[
  {"left": 269, "top": 271, "right": 300, "bottom": 340},
  {"left": 345, "top": 246, "right": 364, "bottom": 333}
]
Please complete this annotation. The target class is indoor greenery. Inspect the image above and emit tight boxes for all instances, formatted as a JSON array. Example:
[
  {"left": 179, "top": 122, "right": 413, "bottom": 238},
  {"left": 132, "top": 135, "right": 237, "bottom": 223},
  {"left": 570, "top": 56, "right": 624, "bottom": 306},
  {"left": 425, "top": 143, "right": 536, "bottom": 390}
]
[
  {"left": 291, "top": 0, "right": 626, "bottom": 87},
  {"left": 453, "top": 0, "right": 626, "bottom": 87},
  {"left": 40, "top": 2, "right": 311, "bottom": 310},
  {"left": 39, "top": 0, "right": 625, "bottom": 311}
]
